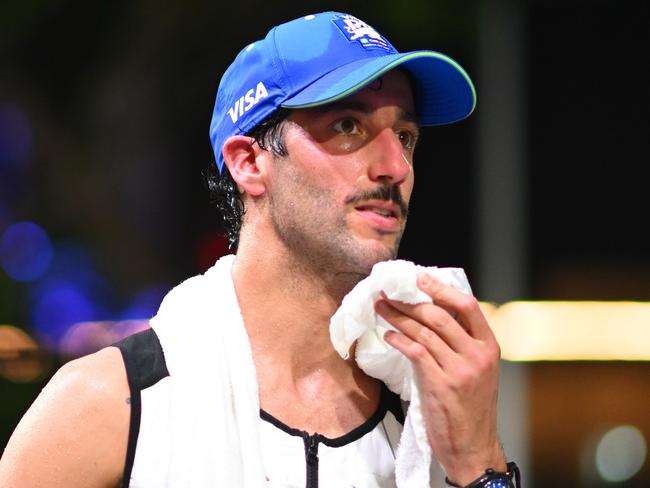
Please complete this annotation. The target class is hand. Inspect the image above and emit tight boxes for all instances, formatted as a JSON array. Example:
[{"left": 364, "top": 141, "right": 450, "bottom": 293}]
[{"left": 375, "top": 272, "right": 506, "bottom": 485}]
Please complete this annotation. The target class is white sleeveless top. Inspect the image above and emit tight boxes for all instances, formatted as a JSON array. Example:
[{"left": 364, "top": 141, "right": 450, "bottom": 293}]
[{"left": 114, "top": 328, "right": 405, "bottom": 488}]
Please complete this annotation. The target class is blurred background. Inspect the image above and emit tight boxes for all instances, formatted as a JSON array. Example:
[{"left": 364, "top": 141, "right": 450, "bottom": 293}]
[{"left": 1, "top": 0, "right": 649, "bottom": 485}]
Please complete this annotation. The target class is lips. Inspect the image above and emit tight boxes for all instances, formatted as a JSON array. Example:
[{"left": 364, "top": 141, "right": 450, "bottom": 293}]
[
  {"left": 354, "top": 201, "right": 402, "bottom": 231},
  {"left": 355, "top": 204, "right": 397, "bottom": 218}
]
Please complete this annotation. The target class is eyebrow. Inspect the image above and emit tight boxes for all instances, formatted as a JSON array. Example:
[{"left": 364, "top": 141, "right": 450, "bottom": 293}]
[{"left": 315, "top": 100, "right": 419, "bottom": 124}]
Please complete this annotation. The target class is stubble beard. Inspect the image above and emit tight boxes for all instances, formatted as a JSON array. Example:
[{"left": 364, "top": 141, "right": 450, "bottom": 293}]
[{"left": 268, "top": 176, "right": 405, "bottom": 285}]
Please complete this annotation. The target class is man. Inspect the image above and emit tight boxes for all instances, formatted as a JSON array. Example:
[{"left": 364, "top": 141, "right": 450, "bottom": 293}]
[{"left": 0, "top": 12, "right": 518, "bottom": 488}]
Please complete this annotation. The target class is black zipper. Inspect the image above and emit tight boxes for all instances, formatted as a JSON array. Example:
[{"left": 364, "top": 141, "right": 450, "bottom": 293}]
[
  {"left": 259, "top": 384, "right": 401, "bottom": 487},
  {"left": 304, "top": 432, "right": 321, "bottom": 488}
]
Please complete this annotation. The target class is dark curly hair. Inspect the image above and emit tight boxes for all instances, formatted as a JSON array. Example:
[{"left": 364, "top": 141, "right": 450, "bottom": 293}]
[{"left": 205, "top": 108, "right": 291, "bottom": 251}]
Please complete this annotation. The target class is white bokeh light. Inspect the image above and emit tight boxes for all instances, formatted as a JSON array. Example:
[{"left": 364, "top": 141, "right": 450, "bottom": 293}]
[{"left": 595, "top": 425, "right": 647, "bottom": 482}]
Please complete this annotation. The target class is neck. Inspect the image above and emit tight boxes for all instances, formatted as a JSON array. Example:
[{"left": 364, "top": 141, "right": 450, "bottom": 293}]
[
  {"left": 228, "top": 217, "right": 382, "bottom": 435},
  {"left": 230, "top": 214, "right": 382, "bottom": 379},
  {"left": 232, "top": 246, "right": 360, "bottom": 368}
]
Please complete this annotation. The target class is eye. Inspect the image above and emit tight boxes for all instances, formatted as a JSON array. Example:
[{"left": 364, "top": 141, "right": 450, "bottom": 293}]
[
  {"left": 396, "top": 129, "right": 418, "bottom": 151},
  {"left": 332, "top": 118, "right": 361, "bottom": 135}
]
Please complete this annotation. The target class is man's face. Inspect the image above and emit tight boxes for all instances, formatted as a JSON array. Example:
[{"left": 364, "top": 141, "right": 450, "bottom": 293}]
[{"left": 266, "top": 69, "right": 418, "bottom": 278}]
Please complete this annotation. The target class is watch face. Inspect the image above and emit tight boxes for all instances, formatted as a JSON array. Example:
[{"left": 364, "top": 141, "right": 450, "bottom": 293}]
[{"left": 483, "top": 480, "right": 512, "bottom": 488}]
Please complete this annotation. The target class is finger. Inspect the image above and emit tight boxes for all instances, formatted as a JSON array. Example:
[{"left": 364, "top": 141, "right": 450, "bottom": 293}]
[
  {"left": 383, "top": 329, "right": 445, "bottom": 375},
  {"left": 417, "top": 273, "right": 495, "bottom": 342},
  {"left": 376, "top": 299, "right": 456, "bottom": 368},
  {"left": 379, "top": 297, "right": 473, "bottom": 355}
]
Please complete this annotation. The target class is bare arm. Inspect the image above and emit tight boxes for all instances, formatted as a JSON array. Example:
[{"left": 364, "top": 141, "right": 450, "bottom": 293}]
[{"left": 0, "top": 347, "right": 130, "bottom": 488}]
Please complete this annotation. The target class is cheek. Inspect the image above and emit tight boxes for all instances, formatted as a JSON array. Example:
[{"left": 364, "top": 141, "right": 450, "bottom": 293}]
[
  {"left": 309, "top": 151, "right": 366, "bottom": 189},
  {"left": 289, "top": 166, "right": 342, "bottom": 208},
  {"left": 402, "top": 170, "right": 415, "bottom": 204},
  {"left": 320, "top": 136, "right": 367, "bottom": 155}
]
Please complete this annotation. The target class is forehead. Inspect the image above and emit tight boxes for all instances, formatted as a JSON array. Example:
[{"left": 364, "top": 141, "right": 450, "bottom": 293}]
[{"left": 290, "top": 69, "right": 417, "bottom": 122}]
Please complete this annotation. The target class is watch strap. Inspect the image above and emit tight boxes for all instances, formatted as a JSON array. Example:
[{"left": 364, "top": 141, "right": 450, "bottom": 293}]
[{"left": 445, "top": 461, "right": 521, "bottom": 488}]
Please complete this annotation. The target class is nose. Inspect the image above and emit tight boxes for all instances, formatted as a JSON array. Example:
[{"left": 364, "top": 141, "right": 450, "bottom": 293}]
[{"left": 366, "top": 128, "right": 412, "bottom": 184}]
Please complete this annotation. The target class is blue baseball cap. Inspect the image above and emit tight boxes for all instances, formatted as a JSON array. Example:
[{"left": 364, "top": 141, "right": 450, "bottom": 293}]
[{"left": 210, "top": 11, "right": 476, "bottom": 173}]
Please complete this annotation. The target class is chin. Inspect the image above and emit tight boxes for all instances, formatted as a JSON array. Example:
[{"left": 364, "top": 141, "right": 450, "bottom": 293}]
[
  {"left": 368, "top": 232, "right": 401, "bottom": 257},
  {"left": 348, "top": 238, "right": 400, "bottom": 275}
]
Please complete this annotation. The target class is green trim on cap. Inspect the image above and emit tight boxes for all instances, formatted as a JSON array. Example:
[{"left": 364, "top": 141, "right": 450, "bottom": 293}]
[{"left": 281, "top": 51, "right": 477, "bottom": 115}]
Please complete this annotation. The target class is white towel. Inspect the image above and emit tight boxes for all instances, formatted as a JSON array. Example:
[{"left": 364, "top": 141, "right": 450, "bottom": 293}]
[
  {"left": 330, "top": 259, "right": 473, "bottom": 488},
  {"left": 149, "top": 254, "right": 266, "bottom": 487},
  {"left": 147, "top": 254, "right": 469, "bottom": 487}
]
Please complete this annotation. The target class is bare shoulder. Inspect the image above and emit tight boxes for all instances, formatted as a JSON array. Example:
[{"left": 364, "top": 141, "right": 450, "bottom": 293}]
[{"left": 0, "top": 346, "right": 130, "bottom": 488}]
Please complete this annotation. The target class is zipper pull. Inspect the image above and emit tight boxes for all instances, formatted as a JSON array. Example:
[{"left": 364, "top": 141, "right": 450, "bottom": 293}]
[{"left": 306, "top": 434, "right": 319, "bottom": 465}]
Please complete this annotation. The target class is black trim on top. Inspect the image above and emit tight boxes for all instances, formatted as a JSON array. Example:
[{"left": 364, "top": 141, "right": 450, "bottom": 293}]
[
  {"left": 260, "top": 383, "right": 403, "bottom": 488},
  {"left": 259, "top": 382, "right": 403, "bottom": 448},
  {"left": 113, "top": 328, "right": 170, "bottom": 488}
]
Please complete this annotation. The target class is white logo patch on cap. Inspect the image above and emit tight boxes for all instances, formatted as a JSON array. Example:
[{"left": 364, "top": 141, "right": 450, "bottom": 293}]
[{"left": 333, "top": 14, "right": 393, "bottom": 52}]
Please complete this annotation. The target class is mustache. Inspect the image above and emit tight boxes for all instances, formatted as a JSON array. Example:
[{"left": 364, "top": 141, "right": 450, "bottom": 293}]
[{"left": 345, "top": 184, "right": 409, "bottom": 218}]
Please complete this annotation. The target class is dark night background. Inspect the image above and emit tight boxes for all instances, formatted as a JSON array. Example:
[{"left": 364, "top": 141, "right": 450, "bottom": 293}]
[{"left": 1, "top": 0, "right": 649, "bottom": 485}]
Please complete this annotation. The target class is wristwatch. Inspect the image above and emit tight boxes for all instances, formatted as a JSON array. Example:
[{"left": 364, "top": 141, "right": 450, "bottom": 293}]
[{"left": 445, "top": 461, "right": 521, "bottom": 488}]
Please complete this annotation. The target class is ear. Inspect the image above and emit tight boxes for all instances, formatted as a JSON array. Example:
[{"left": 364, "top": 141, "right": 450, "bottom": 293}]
[{"left": 222, "top": 135, "right": 267, "bottom": 197}]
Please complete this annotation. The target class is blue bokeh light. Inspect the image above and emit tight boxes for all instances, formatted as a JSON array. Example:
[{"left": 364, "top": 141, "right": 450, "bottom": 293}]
[
  {"left": 0, "top": 221, "right": 53, "bottom": 282},
  {"left": 45, "top": 243, "right": 111, "bottom": 296},
  {"left": 119, "top": 285, "right": 168, "bottom": 320},
  {"left": 31, "top": 281, "right": 99, "bottom": 350},
  {"left": 29, "top": 243, "right": 111, "bottom": 351}
]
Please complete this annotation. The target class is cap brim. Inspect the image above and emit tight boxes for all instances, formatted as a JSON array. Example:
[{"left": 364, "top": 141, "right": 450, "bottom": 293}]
[{"left": 281, "top": 50, "right": 476, "bottom": 125}]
